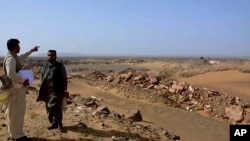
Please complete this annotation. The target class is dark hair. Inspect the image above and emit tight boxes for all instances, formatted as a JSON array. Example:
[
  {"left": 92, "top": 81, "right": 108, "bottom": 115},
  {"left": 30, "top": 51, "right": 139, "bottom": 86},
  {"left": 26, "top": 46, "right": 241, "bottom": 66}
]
[
  {"left": 7, "top": 38, "right": 20, "bottom": 51},
  {"left": 48, "top": 50, "right": 57, "bottom": 56}
]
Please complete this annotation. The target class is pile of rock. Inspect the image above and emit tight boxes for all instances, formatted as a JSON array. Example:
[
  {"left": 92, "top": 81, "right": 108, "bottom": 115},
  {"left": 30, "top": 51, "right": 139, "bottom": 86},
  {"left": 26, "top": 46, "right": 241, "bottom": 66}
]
[
  {"left": 50, "top": 68, "right": 250, "bottom": 124},
  {"left": 85, "top": 70, "right": 250, "bottom": 124},
  {"left": 69, "top": 95, "right": 181, "bottom": 141}
]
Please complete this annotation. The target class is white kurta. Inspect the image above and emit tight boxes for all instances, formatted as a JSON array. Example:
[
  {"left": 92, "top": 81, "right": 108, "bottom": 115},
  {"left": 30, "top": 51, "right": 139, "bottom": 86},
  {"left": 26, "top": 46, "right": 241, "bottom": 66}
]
[{"left": 3, "top": 51, "right": 32, "bottom": 139}]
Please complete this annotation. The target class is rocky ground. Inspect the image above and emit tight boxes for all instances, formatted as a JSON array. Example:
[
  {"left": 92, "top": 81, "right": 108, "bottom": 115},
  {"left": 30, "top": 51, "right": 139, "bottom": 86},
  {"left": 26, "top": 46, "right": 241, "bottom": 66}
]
[
  {"left": 73, "top": 68, "right": 250, "bottom": 125},
  {"left": 0, "top": 57, "right": 250, "bottom": 141},
  {"left": 0, "top": 83, "right": 181, "bottom": 141}
]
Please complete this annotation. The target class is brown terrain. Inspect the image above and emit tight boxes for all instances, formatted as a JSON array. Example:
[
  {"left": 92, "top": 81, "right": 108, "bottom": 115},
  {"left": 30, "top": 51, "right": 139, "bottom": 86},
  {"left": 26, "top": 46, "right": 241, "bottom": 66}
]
[{"left": 0, "top": 57, "right": 250, "bottom": 141}]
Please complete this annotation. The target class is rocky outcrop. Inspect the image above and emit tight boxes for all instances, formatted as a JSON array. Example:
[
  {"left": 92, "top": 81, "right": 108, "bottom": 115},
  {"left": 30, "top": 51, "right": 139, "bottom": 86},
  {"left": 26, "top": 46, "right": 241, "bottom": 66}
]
[{"left": 81, "top": 70, "right": 249, "bottom": 124}]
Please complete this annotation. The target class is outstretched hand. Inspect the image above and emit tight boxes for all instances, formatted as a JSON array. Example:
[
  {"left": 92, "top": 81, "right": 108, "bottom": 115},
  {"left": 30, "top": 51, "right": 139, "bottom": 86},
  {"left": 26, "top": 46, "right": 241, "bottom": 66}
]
[{"left": 31, "top": 46, "right": 40, "bottom": 52}]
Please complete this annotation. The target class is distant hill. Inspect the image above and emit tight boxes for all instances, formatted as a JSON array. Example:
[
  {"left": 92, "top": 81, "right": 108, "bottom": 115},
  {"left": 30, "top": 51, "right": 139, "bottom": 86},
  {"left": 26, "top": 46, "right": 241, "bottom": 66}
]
[{"left": 36, "top": 52, "right": 85, "bottom": 57}]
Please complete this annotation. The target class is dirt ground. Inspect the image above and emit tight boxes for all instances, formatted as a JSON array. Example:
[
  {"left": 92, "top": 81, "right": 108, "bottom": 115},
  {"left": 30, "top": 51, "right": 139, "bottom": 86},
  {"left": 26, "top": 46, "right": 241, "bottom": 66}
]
[{"left": 0, "top": 57, "right": 250, "bottom": 141}]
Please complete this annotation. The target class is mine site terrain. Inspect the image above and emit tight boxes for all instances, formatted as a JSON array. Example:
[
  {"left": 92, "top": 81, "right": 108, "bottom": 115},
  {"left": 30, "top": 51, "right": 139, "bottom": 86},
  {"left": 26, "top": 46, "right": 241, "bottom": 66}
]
[{"left": 0, "top": 56, "right": 250, "bottom": 141}]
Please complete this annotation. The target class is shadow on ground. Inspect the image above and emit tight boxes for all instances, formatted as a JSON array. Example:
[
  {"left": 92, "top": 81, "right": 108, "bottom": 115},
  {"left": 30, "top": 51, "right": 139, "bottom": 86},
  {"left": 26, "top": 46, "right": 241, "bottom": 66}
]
[
  {"left": 64, "top": 125, "right": 151, "bottom": 141},
  {"left": 30, "top": 124, "right": 153, "bottom": 141}
]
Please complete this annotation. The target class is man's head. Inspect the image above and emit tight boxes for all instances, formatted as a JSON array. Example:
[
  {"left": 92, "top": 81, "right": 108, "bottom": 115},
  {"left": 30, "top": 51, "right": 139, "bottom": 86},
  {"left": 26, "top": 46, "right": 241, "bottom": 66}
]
[
  {"left": 47, "top": 50, "right": 57, "bottom": 63},
  {"left": 7, "top": 38, "right": 20, "bottom": 54}
]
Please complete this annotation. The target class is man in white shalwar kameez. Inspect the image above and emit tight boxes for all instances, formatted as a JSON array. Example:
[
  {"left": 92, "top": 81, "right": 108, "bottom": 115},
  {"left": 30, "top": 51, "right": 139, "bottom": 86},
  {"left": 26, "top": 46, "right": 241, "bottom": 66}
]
[{"left": 3, "top": 39, "right": 39, "bottom": 141}]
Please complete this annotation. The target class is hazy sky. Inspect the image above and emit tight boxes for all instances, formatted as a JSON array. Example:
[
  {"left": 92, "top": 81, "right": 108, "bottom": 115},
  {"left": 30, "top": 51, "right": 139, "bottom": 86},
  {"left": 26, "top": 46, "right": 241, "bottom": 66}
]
[{"left": 0, "top": 0, "right": 249, "bottom": 57}]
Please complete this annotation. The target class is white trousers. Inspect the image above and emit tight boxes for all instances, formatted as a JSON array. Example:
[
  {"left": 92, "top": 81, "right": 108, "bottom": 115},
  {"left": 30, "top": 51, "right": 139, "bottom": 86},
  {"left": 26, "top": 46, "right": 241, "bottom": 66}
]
[{"left": 4, "top": 87, "right": 26, "bottom": 139}]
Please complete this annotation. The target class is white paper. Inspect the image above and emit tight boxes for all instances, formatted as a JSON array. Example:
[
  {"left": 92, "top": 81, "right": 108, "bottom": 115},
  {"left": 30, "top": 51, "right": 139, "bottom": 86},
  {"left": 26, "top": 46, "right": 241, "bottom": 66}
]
[{"left": 17, "top": 70, "right": 35, "bottom": 84}]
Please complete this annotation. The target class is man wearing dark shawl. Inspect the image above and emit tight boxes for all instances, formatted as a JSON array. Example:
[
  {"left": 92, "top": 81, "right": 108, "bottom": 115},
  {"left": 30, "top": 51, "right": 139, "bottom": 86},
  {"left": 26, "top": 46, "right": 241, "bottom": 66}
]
[{"left": 37, "top": 50, "right": 68, "bottom": 131}]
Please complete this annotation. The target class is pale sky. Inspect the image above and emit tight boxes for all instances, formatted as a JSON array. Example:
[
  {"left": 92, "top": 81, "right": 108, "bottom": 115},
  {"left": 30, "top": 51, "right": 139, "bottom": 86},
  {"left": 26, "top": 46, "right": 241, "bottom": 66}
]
[{"left": 0, "top": 0, "right": 249, "bottom": 58}]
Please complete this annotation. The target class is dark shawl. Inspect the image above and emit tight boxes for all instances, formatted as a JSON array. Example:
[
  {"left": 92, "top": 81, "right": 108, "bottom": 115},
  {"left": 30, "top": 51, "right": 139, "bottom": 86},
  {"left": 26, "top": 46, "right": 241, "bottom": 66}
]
[{"left": 36, "top": 61, "right": 67, "bottom": 102}]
